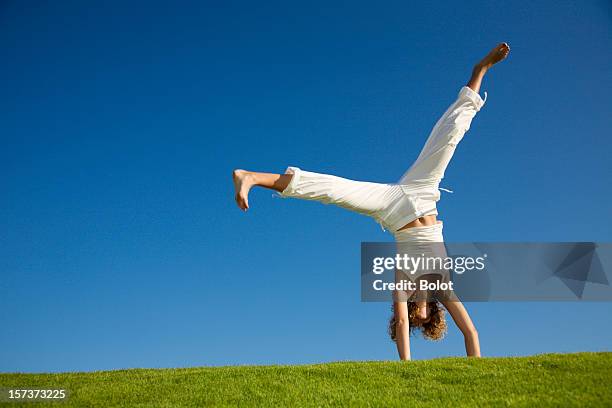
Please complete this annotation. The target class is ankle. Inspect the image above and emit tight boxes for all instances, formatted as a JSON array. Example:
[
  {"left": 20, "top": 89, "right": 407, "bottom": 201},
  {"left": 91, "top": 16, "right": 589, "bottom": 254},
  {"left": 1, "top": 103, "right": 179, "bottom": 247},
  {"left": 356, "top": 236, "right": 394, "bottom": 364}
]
[
  {"left": 473, "top": 62, "right": 489, "bottom": 73},
  {"left": 246, "top": 172, "right": 261, "bottom": 187}
]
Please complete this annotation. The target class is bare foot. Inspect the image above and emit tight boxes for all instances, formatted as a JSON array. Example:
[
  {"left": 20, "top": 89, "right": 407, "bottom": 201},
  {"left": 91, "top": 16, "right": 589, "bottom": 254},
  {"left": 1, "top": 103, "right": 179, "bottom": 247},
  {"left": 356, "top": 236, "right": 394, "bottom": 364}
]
[
  {"left": 232, "top": 169, "right": 253, "bottom": 211},
  {"left": 477, "top": 42, "right": 510, "bottom": 69}
]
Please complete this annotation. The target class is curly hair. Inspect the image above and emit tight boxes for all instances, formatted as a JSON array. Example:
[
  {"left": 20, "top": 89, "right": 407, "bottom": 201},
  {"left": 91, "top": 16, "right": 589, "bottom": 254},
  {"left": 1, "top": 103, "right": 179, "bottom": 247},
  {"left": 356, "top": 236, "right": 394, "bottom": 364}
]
[{"left": 388, "top": 302, "right": 447, "bottom": 341}]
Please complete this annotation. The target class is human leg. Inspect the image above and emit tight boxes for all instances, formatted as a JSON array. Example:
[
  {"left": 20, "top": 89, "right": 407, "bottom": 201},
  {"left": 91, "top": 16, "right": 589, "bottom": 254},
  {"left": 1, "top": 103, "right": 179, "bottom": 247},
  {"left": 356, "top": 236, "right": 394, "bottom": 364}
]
[
  {"left": 233, "top": 167, "right": 401, "bottom": 221},
  {"left": 398, "top": 43, "right": 510, "bottom": 187}
]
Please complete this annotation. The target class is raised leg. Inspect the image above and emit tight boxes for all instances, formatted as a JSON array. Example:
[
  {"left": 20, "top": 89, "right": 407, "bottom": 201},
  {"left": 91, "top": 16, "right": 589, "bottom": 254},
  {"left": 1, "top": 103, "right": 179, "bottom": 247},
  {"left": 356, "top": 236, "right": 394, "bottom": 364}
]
[
  {"left": 232, "top": 167, "right": 397, "bottom": 219},
  {"left": 398, "top": 42, "right": 510, "bottom": 187},
  {"left": 467, "top": 42, "right": 510, "bottom": 94}
]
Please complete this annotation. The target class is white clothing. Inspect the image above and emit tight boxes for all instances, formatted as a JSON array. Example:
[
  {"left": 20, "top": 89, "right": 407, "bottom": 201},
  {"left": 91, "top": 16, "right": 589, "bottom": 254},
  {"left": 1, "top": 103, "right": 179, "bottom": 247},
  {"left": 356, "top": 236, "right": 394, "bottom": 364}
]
[
  {"left": 279, "top": 86, "right": 486, "bottom": 237},
  {"left": 394, "top": 221, "right": 447, "bottom": 277},
  {"left": 393, "top": 221, "right": 454, "bottom": 301}
]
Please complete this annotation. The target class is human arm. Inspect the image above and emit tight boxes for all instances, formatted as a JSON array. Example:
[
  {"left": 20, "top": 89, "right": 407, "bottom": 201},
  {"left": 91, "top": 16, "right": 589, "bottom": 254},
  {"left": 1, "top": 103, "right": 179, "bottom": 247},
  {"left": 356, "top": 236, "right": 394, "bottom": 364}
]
[
  {"left": 393, "top": 300, "right": 411, "bottom": 360},
  {"left": 441, "top": 300, "right": 480, "bottom": 357}
]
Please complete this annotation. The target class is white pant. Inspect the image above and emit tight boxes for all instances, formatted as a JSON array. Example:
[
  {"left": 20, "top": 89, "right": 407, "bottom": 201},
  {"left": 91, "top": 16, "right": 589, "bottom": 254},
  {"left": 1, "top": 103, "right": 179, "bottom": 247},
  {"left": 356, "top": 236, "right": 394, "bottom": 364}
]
[{"left": 279, "top": 86, "right": 486, "bottom": 240}]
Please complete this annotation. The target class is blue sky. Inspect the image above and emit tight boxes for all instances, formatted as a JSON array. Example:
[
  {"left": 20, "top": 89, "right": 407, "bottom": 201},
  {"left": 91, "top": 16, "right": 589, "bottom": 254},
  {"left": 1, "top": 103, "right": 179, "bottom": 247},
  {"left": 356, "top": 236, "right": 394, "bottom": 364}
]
[{"left": 1, "top": 1, "right": 611, "bottom": 373}]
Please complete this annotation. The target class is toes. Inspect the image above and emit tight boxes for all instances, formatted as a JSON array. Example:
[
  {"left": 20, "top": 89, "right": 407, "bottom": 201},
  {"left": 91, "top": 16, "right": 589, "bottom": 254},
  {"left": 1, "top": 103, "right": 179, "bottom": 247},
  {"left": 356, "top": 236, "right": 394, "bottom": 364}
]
[
  {"left": 241, "top": 197, "right": 249, "bottom": 211},
  {"left": 235, "top": 194, "right": 247, "bottom": 211},
  {"left": 496, "top": 43, "right": 510, "bottom": 57}
]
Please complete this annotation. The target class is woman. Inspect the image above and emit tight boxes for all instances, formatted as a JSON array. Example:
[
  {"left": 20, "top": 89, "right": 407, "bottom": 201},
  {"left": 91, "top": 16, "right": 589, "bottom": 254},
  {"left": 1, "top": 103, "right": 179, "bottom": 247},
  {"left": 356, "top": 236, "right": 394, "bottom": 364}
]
[{"left": 233, "top": 43, "right": 510, "bottom": 360}]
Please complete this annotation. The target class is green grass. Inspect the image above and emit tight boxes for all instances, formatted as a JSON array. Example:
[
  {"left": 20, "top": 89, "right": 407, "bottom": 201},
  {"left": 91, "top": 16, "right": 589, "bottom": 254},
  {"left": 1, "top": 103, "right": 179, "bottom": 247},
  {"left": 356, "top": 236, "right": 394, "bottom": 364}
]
[{"left": 1, "top": 352, "right": 611, "bottom": 407}]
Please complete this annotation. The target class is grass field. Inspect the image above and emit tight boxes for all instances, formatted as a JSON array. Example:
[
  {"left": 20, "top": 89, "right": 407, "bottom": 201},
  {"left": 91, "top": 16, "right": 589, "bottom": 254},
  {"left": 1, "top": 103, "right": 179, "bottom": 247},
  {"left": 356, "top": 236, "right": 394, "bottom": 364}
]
[{"left": 1, "top": 352, "right": 611, "bottom": 407}]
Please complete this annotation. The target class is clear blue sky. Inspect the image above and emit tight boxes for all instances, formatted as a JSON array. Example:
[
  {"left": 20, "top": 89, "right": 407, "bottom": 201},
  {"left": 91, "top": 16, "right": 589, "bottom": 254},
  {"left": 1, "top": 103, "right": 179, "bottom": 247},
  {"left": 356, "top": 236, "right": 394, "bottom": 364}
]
[{"left": 1, "top": 1, "right": 611, "bottom": 373}]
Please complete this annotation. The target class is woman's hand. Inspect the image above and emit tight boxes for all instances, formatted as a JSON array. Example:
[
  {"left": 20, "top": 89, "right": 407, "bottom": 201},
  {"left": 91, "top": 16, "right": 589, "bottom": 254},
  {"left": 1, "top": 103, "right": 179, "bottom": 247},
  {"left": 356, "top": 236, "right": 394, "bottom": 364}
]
[
  {"left": 441, "top": 300, "right": 481, "bottom": 357},
  {"left": 393, "top": 301, "right": 411, "bottom": 360}
]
